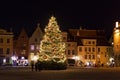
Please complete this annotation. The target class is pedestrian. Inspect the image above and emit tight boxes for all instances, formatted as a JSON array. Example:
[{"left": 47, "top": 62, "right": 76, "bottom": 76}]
[
  {"left": 31, "top": 60, "right": 34, "bottom": 71},
  {"left": 37, "top": 61, "right": 42, "bottom": 71},
  {"left": 35, "top": 62, "right": 38, "bottom": 72}
]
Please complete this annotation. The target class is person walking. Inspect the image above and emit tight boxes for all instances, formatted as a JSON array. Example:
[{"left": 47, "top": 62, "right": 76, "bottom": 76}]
[
  {"left": 35, "top": 62, "right": 38, "bottom": 72},
  {"left": 31, "top": 60, "right": 34, "bottom": 71}
]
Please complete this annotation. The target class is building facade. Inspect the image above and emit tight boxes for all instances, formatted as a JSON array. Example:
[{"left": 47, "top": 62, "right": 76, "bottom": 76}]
[
  {"left": 13, "top": 28, "right": 29, "bottom": 66},
  {"left": 0, "top": 29, "right": 13, "bottom": 65},
  {"left": 67, "top": 28, "right": 113, "bottom": 67},
  {"left": 113, "top": 21, "right": 120, "bottom": 66},
  {"left": 28, "top": 23, "right": 43, "bottom": 64}
]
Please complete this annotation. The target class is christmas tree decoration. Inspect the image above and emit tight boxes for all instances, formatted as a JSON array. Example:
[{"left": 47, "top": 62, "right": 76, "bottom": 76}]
[{"left": 39, "top": 16, "right": 66, "bottom": 64}]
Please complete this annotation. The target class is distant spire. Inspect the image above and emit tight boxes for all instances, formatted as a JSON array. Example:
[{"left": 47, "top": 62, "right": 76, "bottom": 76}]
[{"left": 37, "top": 23, "right": 40, "bottom": 27}]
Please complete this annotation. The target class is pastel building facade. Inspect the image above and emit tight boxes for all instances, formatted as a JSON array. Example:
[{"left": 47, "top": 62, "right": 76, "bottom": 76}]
[
  {"left": 113, "top": 21, "right": 120, "bottom": 66},
  {"left": 28, "top": 24, "right": 43, "bottom": 64},
  {"left": 67, "top": 28, "right": 113, "bottom": 67},
  {"left": 0, "top": 29, "right": 13, "bottom": 65}
]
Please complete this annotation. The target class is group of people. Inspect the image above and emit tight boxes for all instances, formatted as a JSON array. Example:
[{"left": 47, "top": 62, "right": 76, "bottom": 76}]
[{"left": 31, "top": 60, "right": 41, "bottom": 72}]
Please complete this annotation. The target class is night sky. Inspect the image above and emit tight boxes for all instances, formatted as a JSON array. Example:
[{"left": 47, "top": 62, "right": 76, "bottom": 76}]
[{"left": 0, "top": 0, "right": 120, "bottom": 38}]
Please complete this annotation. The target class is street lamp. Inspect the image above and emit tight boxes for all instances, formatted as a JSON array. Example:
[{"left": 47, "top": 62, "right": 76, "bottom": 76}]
[{"left": 31, "top": 55, "right": 39, "bottom": 62}]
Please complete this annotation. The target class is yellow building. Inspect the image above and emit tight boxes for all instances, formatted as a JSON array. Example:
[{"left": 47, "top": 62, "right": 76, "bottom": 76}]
[
  {"left": 68, "top": 28, "right": 113, "bottom": 67},
  {"left": 0, "top": 29, "right": 13, "bottom": 65},
  {"left": 113, "top": 21, "right": 120, "bottom": 66}
]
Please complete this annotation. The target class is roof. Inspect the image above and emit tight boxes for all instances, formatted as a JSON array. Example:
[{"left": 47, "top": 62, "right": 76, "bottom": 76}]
[{"left": 68, "top": 29, "right": 111, "bottom": 46}]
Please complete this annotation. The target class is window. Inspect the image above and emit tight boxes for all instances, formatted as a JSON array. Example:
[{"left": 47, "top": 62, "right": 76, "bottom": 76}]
[
  {"left": 68, "top": 44, "right": 71, "bottom": 47},
  {"left": 68, "top": 59, "right": 75, "bottom": 65},
  {"left": 89, "top": 47, "right": 91, "bottom": 52},
  {"left": 0, "top": 48, "right": 3, "bottom": 54},
  {"left": 88, "top": 41, "right": 91, "bottom": 44},
  {"left": 106, "top": 48, "right": 108, "bottom": 52},
  {"left": 105, "top": 55, "right": 106, "bottom": 58},
  {"left": 72, "top": 50, "right": 75, "bottom": 55},
  {"left": 79, "top": 47, "right": 82, "bottom": 52},
  {"left": 89, "top": 55, "right": 91, "bottom": 59},
  {"left": 36, "top": 45, "right": 39, "bottom": 50},
  {"left": 68, "top": 50, "right": 70, "bottom": 55},
  {"left": 63, "top": 37, "right": 66, "bottom": 41},
  {"left": 116, "top": 45, "right": 118, "bottom": 48},
  {"left": 85, "top": 55, "right": 87, "bottom": 59},
  {"left": 22, "top": 44, "right": 26, "bottom": 49},
  {"left": 92, "top": 41, "right": 95, "bottom": 44},
  {"left": 92, "top": 47, "right": 95, "bottom": 52},
  {"left": 6, "top": 48, "right": 10, "bottom": 54},
  {"left": 98, "top": 48, "right": 100, "bottom": 52},
  {"left": 35, "top": 38, "right": 37, "bottom": 42},
  {"left": 85, "top": 47, "right": 87, "bottom": 52},
  {"left": 7, "top": 39, "right": 10, "bottom": 43},
  {"left": 0, "top": 38, "right": 3, "bottom": 43},
  {"left": 30, "top": 45, "right": 35, "bottom": 50},
  {"left": 92, "top": 55, "right": 95, "bottom": 59}
]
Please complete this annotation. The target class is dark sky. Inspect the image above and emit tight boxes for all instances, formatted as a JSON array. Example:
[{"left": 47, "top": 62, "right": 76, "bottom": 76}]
[{"left": 0, "top": 0, "right": 120, "bottom": 38}]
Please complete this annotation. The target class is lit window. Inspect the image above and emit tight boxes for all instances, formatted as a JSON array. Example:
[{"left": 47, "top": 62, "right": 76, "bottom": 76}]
[
  {"left": 36, "top": 45, "right": 39, "bottom": 50},
  {"left": 30, "top": 45, "right": 34, "bottom": 50}
]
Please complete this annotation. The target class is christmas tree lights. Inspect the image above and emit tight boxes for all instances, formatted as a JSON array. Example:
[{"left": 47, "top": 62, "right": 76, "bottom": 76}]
[{"left": 39, "top": 16, "right": 66, "bottom": 63}]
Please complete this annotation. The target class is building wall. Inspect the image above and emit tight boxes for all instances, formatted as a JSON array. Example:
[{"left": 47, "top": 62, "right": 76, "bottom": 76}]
[
  {"left": 68, "top": 29, "right": 112, "bottom": 67},
  {"left": 28, "top": 24, "right": 43, "bottom": 64},
  {"left": 77, "top": 39, "right": 97, "bottom": 66},
  {"left": 77, "top": 40, "right": 113, "bottom": 67},
  {"left": 113, "top": 22, "right": 120, "bottom": 66},
  {"left": 66, "top": 42, "right": 77, "bottom": 66},
  {"left": 14, "top": 28, "right": 29, "bottom": 59},
  {"left": 0, "top": 29, "right": 13, "bottom": 65},
  {"left": 96, "top": 46, "right": 110, "bottom": 66}
]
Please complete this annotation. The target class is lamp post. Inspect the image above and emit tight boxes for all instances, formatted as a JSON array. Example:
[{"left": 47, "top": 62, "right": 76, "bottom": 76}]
[{"left": 113, "top": 21, "right": 120, "bottom": 66}]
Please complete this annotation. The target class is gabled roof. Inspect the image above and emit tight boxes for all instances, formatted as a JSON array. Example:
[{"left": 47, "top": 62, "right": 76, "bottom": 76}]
[
  {"left": 30, "top": 23, "right": 43, "bottom": 39},
  {"left": 68, "top": 28, "right": 111, "bottom": 46},
  {"left": 17, "top": 28, "right": 29, "bottom": 40}
]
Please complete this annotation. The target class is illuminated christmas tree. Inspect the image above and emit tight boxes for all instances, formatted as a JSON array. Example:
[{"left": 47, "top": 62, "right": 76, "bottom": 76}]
[{"left": 39, "top": 16, "right": 66, "bottom": 68}]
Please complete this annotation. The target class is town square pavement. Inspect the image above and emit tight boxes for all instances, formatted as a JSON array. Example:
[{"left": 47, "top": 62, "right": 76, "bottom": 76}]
[{"left": 0, "top": 66, "right": 120, "bottom": 80}]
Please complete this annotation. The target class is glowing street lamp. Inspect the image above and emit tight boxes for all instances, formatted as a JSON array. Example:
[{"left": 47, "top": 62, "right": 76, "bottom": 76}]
[
  {"left": 72, "top": 56, "right": 80, "bottom": 60},
  {"left": 116, "top": 21, "right": 119, "bottom": 28},
  {"left": 31, "top": 55, "right": 39, "bottom": 62}
]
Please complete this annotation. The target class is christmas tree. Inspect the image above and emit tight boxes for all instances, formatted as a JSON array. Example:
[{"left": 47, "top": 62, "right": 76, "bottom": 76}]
[{"left": 39, "top": 16, "right": 66, "bottom": 65}]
